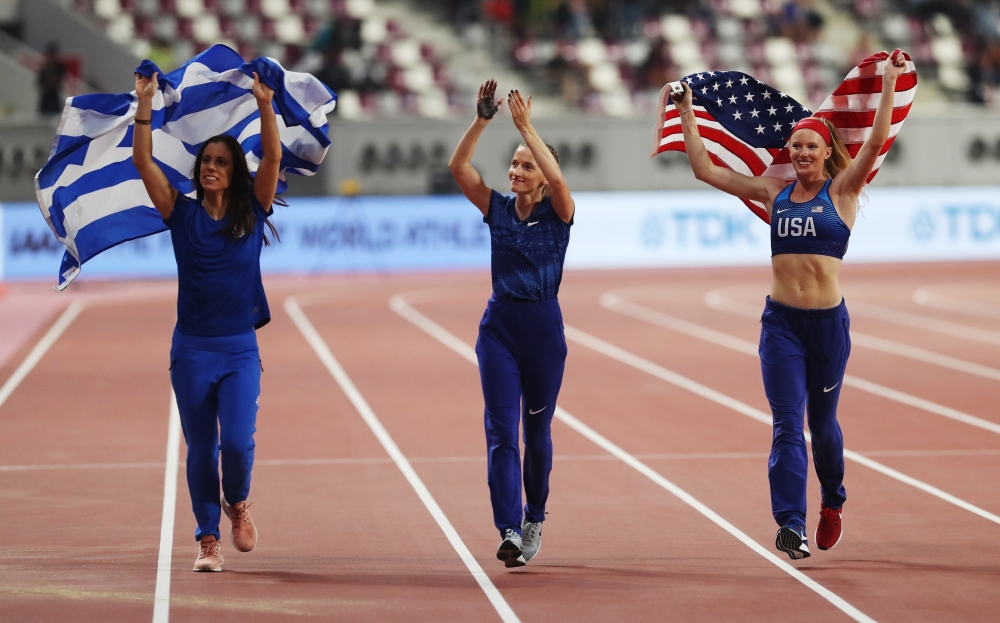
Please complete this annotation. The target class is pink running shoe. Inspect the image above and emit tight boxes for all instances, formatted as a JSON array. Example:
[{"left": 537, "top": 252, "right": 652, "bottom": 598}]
[
  {"left": 193, "top": 538, "right": 224, "bottom": 572},
  {"left": 223, "top": 498, "right": 258, "bottom": 553},
  {"left": 815, "top": 504, "right": 843, "bottom": 551}
]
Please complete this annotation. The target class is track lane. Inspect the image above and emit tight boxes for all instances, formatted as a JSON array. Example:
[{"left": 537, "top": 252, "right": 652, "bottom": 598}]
[
  {"left": 553, "top": 279, "right": 1000, "bottom": 622},
  {"left": 382, "top": 285, "right": 876, "bottom": 622},
  {"left": 165, "top": 279, "right": 504, "bottom": 623},
  {"left": 582, "top": 279, "right": 1000, "bottom": 510},
  {"left": 0, "top": 295, "right": 176, "bottom": 622}
]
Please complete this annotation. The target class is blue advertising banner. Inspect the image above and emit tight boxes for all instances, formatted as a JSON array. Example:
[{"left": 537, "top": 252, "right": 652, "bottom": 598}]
[
  {"left": 2, "top": 196, "right": 491, "bottom": 282},
  {"left": 5, "top": 187, "right": 1000, "bottom": 283}
]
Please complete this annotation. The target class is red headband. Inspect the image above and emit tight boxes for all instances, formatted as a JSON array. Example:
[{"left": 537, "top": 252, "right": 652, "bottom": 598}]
[{"left": 790, "top": 118, "right": 832, "bottom": 146}]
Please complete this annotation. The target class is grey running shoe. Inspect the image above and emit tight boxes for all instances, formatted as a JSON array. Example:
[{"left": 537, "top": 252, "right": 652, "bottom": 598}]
[
  {"left": 496, "top": 529, "right": 526, "bottom": 568},
  {"left": 521, "top": 519, "right": 542, "bottom": 562},
  {"left": 775, "top": 525, "right": 811, "bottom": 560}
]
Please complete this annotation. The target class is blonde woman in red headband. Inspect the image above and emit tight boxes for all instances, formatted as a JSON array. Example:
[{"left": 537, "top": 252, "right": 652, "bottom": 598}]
[{"left": 673, "top": 51, "right": 909, "bottom": 560}]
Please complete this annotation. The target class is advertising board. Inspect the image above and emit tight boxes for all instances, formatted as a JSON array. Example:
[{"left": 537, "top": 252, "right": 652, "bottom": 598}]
[{"left": 5, "top": 186, "right": 1000, "bottom": 284}]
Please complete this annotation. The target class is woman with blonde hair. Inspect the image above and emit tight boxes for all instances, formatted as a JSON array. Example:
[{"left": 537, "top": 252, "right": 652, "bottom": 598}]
[
  {"left": 673, "top": 52, "right": 909, "bottom": 559},
  {"left": 448, "top": 80, "right": 574, "bottom": 567}
]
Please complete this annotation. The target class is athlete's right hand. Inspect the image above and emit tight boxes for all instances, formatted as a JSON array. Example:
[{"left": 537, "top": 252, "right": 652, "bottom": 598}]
[
  {"left": 675, "top": 81, "right": 694, "bottom": 112},
  {"left": 476, "top": 79, "right": 503, "bottom": 121},
  {"left": 135, "top": 71, "right": 159, "bottom": 102}
]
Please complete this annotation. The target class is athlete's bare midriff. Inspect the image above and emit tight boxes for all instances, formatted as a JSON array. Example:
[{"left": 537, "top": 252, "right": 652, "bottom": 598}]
[{"left": 770, "top": 253, "right": 842, "bottom": 310}]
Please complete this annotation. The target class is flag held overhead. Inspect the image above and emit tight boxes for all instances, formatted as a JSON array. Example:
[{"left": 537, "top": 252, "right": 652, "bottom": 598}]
[
  {"left": 651, "top": 52, "right": 917, "bottom": 223},
  {"left": 35, "top": 44, "right": 338, "bottom": 291}
]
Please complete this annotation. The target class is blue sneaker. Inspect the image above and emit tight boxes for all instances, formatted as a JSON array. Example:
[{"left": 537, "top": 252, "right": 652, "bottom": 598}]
[{"left": 775, "top": 525, "right": 811, "bottom": 560}]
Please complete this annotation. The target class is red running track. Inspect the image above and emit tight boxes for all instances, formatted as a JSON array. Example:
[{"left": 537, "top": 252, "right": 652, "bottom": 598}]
[{"left": 1, "top": 262, "right": 999, "bottom": 622}]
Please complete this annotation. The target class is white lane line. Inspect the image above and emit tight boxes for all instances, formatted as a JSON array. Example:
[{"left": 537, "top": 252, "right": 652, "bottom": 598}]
[
  {"left": 692, "top": 291, "right": 1000, "bottom": 436},
  {"left": 563, "top": 322, "right": 1000, "bottom": 527},
  {"left": 0, "top": 452, "right": 780, "bottom": 472},
  {"left": 913, "top": 287, "right": 1000, "bottom": 321},
  {"left": 698, "top": 290, "right": 1000, "bottom": 382},
  {"left": 0, "top": 299, "right": 84, "bottom": 413},
  {"left": 285, "top": 296, "right": 520, "bottom": 623},
  {"left": 851, "top": 300, "right": 1000, "bottom": 347},
  {"left": 390, "top": 294, "right": 877, "bottom": 623},
  {"left": 152, "top": 393, "right": 181, "bottom": 623}
]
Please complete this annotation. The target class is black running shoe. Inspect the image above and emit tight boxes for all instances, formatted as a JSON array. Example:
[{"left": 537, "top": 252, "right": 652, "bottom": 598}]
[{"left": 775, "top": 525, "right": 811, "bottom": 560}]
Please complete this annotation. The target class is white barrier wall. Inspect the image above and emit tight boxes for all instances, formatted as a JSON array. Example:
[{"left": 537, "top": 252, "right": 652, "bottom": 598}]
[{"left": 5, "top": 186, "right": 1000, "bottom": 284}]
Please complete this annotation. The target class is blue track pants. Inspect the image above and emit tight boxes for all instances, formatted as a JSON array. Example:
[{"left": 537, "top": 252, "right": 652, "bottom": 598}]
[
  {"left": 170, "top": 329, "right": 260, "bottom": 541},
  {"left": 759, "top": 297, "right": 850, "bottom": 531},
  {"left": 476, "top": 295, "right": 567, "bottom": 538}
]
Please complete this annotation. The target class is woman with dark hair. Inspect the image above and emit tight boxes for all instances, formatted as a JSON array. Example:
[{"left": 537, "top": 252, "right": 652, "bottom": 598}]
[
  {"left": 672, "top": 51, "right": 909, "bottom": 559},
  {"left": 132, "top": 69, "right": 281, "bottom": 572},
  {"left": 448, "top": 80, "right": 574, "bottom": 568}
]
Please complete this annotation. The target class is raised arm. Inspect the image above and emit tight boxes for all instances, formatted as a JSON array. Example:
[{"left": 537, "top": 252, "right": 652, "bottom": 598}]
[
  {"left": 673, "top": 82, "right": 784, "bottom": 212},
  {"left": 251, "top": 73, "right": 280, "bottom": 212},
  {"left": 830, "top": 50, "right": 907, "bottom": 203},
  {"left": 448, "top": 79, "right": 501, "bottom": 215},
  {"left": 507, "top": 90, "right": 574, "bottom": 223},
  {"left": 132, "top": 72, "right": 177, "bottom": 220}
]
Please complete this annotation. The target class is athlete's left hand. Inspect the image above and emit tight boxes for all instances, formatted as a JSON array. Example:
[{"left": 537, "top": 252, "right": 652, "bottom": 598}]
[
  {"left": 252, "top": 72, "right": 274, "bottom": 105},
  {"left": 883, "top": 49, "right": 908, "bottom": 82},
  {"left": 507, "top": 90, "right": 531, "bottom": 131}
]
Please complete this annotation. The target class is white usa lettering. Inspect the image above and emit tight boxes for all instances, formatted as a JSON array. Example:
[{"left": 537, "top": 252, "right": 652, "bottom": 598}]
[{"left": 776, "top": 217, "right": 817, "bottom": 237}]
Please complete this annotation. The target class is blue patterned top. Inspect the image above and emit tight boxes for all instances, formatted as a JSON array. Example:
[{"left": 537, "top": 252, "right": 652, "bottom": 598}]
[
  {"left": 484, "top": 190, "right": 573, "bottom": 301},
  {"left": 770, "top": 179, "right": 850, "bottom": 259}
]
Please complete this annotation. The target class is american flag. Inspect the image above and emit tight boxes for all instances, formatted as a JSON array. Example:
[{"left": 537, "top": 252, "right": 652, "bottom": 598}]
[{"left": 652, "top": 51, "right": 917, "bottom": 223}]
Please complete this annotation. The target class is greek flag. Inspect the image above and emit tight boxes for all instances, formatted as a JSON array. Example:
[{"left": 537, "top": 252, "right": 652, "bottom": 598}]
[{"left": 35, "top": 44, "right": 337, "bottom": 290}]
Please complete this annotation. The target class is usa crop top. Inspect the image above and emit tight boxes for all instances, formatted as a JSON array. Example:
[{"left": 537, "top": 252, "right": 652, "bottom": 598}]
[{"left": 770, "top": 179, "right": 850, "bottom": 260}]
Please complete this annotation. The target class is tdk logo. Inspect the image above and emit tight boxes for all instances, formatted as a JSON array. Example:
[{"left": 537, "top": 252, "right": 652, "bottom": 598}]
[{"left": 775, "top": 216, "right": 817, "bottom": 237}]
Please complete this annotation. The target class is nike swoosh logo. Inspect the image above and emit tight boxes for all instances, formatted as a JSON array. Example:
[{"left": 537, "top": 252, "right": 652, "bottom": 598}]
[
  {"left": 775, "top": 209, "right": 789, "bottom": 214},
  {"left": 528, "top": 406, "right": 547, "bottom": 415},
  {"left": 527, "top": 221, "right": 539, "bottom": 226},
  {"left": 823, "top": 384, "right": 839, "bottom": 393}
]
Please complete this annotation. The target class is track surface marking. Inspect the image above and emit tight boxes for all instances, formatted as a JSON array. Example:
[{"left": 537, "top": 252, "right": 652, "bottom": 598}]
[
  {"left": 391, "top": 293, "right": 877, "bottom": 623},
  {"left": 3, "top": 264, "right": 1000, "bottom": 622},
  {"left": 286, "top": 295, "right": 521, "bottom": 623}
]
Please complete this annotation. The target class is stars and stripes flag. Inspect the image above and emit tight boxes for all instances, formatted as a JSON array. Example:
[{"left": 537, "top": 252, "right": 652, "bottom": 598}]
[
  {"left": 35, "top": 44, "right": 337, "bottom": 290},
  {"left": 651, "top": 51, "right": 917, "bottom": 223}
]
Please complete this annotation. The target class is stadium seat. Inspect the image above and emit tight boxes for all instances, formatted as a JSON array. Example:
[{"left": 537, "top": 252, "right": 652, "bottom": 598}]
[
  {"left": 175, "top": 0, "right": 205, "bottom": 18},
  {"left": 93, "top": 0, "right": 121, "bottom": 19},
  {"left": 260, "top": 0, "right": 290, "bottom": 20},
  {"left": 403, "top": 64, "right": 434, "bottom": 93},
  {"left": 361, "top": 17, "right": 388, "bottom": 45},
  {"left": 218, "top": 0, "right": 247, "bottom": 17},
  {"left": 274, "top": 15, "right": 305, "bottom": 45},
  {"left": 106, "top": 14, "right": 135, "bottom": 44},
  {"left": 134, "top": 0, "right": 159, "bottom": 17},
  {"left": 728, "top": 0, "right": 763, "bottom": 19},
  {"left": 192, "top": 15, "right": 222, "bottom": 44},
  {"left": 391, "top": 39, "right": 422, "bottom": 69},
  {"left": 576, "top": 38, "right": 606, "bottom": 66},
  {"left": 345, "top": 0, "right": 375, "bottom": 19},
  {"left": 660, "top": 14, "right": 693, "bottom": 42}
]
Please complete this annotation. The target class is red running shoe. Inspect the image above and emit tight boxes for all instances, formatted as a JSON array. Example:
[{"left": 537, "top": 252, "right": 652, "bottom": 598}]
[{"left": 815, "top": 504, "right": 843, "bottom": 551}]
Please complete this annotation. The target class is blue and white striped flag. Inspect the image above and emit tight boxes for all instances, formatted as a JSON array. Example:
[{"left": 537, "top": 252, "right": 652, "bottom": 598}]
[{"left": 35, "top": 44, "right": 337, "bottom": 290}]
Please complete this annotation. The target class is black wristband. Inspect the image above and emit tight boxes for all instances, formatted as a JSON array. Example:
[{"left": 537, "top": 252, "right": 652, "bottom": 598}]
[{"left": 134, "top": 118, "right": 151, "bottom": 125}]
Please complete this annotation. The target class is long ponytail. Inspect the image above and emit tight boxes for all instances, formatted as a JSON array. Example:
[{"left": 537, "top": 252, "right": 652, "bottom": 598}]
[{"left": 820, "top": 118, "right": 852, "bottom": 180}]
